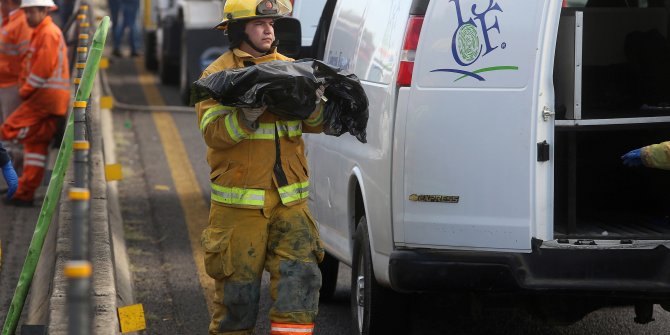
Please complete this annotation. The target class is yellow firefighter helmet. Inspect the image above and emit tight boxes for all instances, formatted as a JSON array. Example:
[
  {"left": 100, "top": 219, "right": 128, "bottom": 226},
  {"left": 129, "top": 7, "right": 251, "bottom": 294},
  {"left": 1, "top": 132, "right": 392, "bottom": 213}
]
[{"left": 216, "top": 0, "right": 293, "bottom": 30}]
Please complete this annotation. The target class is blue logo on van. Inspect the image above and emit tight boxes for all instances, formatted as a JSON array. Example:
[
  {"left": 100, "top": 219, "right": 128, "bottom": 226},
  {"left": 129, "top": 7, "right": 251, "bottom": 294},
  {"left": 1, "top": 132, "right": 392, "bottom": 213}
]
[{"left": 432, "top": 0, "right": 518, "bottom": 82}]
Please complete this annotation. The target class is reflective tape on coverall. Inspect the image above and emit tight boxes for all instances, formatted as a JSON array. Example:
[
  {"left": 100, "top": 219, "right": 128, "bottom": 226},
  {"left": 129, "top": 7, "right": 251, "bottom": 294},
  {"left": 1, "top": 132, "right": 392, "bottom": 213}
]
[
  {"left": 277, "top": 181, "right": 309, "bottom": 204},
  {"left": 304, "top": 104, "right": 324, "bottom": 127},
  {"left": 276, "top": 121, "right": 302, "bottom": 137},
  {"left": 200, "top": 105, "right": 235, "bottom": 131},
  {"left": 211, "top": 183, "right": 265, "bottom": 206},
  {"left": 224, "top": 111, "right": 247, "bottom": 142},
  {"left": 270, "top": 323, "right": 314, "bottom": 335}
]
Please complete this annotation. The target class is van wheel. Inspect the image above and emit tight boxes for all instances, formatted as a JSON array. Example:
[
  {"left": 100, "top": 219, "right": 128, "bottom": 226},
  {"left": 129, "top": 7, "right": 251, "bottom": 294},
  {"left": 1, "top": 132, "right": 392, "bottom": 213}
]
[
  {"left": 351, "top": 217, "right": 409, "bottom": 335},
  {"left": 144, "top": 31, "right": 158, "bottom": 71},
  {"left": 159, "top": 55, "right": 179, "bottom": 85},
  {"left": 159, "top": 19, "right": 182, "bottom": 85},
  {"left": 179, "top": 29, "right": 191, "bottom": 105},
  {"left": 318, "top": 251, "right": 339, "bottom": 301}
]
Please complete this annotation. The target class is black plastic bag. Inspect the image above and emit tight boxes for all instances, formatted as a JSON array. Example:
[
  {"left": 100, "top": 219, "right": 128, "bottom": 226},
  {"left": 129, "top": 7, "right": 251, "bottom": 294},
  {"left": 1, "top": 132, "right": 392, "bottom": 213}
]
[
  {"left": 314, "top": 62, "right": 368, "bottom": 143},
  {"left": 191, "top": 59, "right": 368, "bottom": 143}
]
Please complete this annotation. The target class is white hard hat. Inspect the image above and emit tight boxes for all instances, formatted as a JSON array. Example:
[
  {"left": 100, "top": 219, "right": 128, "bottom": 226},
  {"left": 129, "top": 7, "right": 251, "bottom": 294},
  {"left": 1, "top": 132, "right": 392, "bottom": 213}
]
[{"left": 20, "top": 0, "right": 57, "bottom": 9}]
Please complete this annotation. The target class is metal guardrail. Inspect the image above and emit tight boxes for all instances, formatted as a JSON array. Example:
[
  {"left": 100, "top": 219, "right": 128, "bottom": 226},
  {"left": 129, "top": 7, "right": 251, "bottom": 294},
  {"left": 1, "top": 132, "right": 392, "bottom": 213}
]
[
  {"left": 67, "top": 10, "right": 109, "bottom": 335},
  {"left": 1, "top": 7, "right": 110, "bottom": 334}
]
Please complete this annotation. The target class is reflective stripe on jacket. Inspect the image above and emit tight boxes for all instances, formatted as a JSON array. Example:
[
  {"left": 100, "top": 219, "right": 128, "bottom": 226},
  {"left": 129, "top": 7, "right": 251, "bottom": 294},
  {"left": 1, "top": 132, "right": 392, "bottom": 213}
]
[
  {"left": 3, "top": 16, "right": 70, "bottom": 131},
  {"left": 642, "top": 141, "right": 670, "bottom": 170},
  {"left": 196, "top": 48, "right": 325, "bottom": 208},
  {"left": 0, "top": 10, "right": 32, "bottom": 88}
]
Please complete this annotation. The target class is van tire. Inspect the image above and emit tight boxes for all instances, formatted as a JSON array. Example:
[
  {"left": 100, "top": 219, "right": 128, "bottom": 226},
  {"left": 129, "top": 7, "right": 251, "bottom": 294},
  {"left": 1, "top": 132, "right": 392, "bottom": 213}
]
[
  {"left": 144, "top": 30, "right": 158, "bottom": 71},
  {"left": 318, "top": 251, "right": 339, "bottom": 301},
  {"left": 178, "top": 29, "right": 191, "bottom": 105},
  {"left": 158, "top": 18, "right": 182, "bottom": 85},
  {"left": 351, "top": 217, "right": 409, "bottom": 335},
  {"left": 159, "top": 56, "right": 179, "bottom": 85}
]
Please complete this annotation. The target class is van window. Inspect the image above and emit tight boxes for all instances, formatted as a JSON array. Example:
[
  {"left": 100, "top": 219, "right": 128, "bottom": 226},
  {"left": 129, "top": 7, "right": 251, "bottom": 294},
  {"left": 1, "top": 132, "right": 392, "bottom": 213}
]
[
  {"left": 292, "top": 0, "right": 328, "bottom": 46},
  {"left": 353, "top": 0, "right": 407, "bottom": 84},
  {"left": 325, "top": 0, "right": 367, "bottom": 72},
  {"left": 310, "top": 0, "right": 337, "bottom": 60}
]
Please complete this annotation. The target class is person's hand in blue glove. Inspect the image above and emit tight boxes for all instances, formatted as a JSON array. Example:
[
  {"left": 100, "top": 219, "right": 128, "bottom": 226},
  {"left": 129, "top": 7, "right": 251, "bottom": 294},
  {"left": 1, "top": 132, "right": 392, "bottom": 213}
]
[
  {"left": 621, "top": 148, "right": 644, "bottom": 167},
  {"left": 2, "top": 161, "right": 18, "bottom": 199}
]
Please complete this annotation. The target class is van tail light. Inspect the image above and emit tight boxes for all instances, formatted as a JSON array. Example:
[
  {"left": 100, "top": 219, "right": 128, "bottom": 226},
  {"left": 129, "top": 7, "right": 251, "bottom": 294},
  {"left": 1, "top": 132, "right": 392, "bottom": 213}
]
[
  {"left": 562, "top": 0, "right": 567, "bottom": 7},
  {"left": 398, "top": 15, "right": 424, "bottom": 87}
]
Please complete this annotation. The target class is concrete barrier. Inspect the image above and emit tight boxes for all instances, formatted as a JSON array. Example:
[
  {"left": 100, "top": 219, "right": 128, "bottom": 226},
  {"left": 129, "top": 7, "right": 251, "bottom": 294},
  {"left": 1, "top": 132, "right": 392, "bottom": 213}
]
[{"left": 24, "top": 63, "right": 134, "bottom": 335}]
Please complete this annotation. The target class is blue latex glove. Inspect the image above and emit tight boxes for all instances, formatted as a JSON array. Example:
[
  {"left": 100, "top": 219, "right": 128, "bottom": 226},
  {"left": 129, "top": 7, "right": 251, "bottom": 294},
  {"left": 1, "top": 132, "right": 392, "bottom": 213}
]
[
  {"left": 621, "top": 148, "right": 643, "bottom": 167},
  {"left": 2, "top": 161, "right": 18, "bottom": 199}
]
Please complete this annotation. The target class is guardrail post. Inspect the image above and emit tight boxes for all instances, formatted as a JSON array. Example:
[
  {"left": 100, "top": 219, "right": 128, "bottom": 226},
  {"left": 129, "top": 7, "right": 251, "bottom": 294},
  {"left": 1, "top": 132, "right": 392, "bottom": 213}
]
[
  {"left": 78, "top": 3, "right": 89, "bottom": 26},
  {"left": 74, "top": 20, "right": 89, "bottom": 91},
  {"left": 67, "top": 13, "right": 109, "bottom": 335},
  {"left": 68, "top": 4, "right": 93, "bottom": 334},
  {"left": 67, "top": 186, "right": 92, "bottom": 335}
]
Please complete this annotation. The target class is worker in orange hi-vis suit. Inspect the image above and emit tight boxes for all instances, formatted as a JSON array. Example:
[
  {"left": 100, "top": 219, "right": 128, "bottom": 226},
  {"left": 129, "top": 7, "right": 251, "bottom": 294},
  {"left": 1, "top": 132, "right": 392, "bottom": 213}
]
[
  {"left": 1, "top": 0, "right": 69, "bottom": 206},
  {"left": 0, "top": 0, "right": 33, "bottom": 124}
]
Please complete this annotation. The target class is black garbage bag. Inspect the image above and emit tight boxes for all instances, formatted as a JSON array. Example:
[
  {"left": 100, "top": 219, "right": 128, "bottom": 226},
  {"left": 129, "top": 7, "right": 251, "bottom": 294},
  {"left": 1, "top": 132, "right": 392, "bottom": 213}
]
[
  {"left": 312, "top": 61, "right": 368, "bottom": 143},
  {"left": 190, "top": 60, "right": 320, "bottom": 119},
  {"left": 190, "top": 59, "right": 368, "bottom": 143}
]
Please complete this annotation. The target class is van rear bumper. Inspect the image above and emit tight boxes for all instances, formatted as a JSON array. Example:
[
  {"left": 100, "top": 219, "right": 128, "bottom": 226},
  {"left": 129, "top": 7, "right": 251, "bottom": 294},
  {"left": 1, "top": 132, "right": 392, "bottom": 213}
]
[{"left": 388, "top": 242, "right": 670, "bottom": 297}]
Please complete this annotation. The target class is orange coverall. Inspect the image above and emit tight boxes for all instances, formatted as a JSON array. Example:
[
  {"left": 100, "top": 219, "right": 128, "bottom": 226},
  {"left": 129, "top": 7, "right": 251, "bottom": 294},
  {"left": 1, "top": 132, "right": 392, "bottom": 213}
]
[
  {"left": 0, "top": 9, "right": 32, "bottom": 120},
  {"left": 1, "top": 16, "right": 69, "bottom": 201},
  {"left": 0, "top": 9, "right": 32, "bottom": 86}
]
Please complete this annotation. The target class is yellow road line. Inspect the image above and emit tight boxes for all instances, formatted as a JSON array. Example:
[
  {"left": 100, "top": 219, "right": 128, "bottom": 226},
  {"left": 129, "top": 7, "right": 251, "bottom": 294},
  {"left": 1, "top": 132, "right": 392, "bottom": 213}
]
[{"left": 133, "top": 58, "right": 214, "bottom": 313}]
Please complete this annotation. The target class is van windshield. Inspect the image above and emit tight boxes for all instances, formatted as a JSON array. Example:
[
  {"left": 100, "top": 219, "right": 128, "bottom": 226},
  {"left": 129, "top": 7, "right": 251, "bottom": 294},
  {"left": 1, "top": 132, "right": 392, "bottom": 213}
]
[{"left": 566, "top": 0, "right": 666, "bottom": 7}]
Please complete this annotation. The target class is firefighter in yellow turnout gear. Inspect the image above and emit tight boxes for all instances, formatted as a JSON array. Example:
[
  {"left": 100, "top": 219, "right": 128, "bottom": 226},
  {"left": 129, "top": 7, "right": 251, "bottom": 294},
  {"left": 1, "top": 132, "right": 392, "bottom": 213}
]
[{"left": 195, "top": 1, "right": 326, "bottom": 334}]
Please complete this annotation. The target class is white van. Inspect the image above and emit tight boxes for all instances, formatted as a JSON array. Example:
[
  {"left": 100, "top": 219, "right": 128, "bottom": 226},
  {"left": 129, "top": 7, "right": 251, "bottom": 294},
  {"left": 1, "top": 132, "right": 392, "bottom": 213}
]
[{"left": 304, "top": 0, "right": 670, "bottom": 333}]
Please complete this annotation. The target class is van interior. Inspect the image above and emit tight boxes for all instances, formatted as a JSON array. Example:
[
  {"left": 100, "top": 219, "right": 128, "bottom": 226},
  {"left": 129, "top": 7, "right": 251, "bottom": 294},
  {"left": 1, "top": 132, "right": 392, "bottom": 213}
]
[{"left": 554, "top": 0, "right": 670, "bottom": 239}]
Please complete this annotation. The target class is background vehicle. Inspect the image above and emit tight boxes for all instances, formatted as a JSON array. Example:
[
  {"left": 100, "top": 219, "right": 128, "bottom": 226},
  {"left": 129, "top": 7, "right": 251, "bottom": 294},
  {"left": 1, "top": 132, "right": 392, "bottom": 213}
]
[
  {"left": 304, "top": 0, "right": 670, "bottom": 334},
  {"left": 142, "top": 0, "right": 327, "bottom": 103}
]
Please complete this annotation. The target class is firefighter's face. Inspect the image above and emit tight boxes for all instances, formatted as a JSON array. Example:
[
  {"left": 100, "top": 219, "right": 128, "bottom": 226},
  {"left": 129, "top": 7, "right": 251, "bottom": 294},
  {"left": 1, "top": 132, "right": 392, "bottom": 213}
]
[
  {"left": 244, "top": 18, "right": 275, "bottom": 52},
  {"left": 24, "top": 6, "right": 48, "bottom": 28}
]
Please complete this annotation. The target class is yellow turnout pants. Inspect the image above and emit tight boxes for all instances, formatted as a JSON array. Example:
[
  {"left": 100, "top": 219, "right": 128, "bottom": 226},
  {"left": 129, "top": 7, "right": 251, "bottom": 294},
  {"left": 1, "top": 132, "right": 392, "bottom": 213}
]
[{"left": 202, "top": 188, "right": 325, "bottom": 335}]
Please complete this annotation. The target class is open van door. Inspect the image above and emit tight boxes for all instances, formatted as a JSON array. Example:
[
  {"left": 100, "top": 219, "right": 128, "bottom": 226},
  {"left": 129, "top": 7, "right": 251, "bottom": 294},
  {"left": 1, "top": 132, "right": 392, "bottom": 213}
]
[{"left": 395, "top": 0, "right": 556, "bottom": 251}]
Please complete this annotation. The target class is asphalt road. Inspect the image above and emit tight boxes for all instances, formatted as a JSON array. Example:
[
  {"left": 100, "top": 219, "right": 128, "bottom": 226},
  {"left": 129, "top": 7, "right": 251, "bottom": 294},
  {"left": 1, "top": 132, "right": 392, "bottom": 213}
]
[
  {"left": 0, "top": 204, "right": 40, "bottom": 326},
  {"left": 0, "top": 167, "right": 50, "bottom": 328},
  {"left": 105, "top": 54, "right": 670, "bottom": 335}
]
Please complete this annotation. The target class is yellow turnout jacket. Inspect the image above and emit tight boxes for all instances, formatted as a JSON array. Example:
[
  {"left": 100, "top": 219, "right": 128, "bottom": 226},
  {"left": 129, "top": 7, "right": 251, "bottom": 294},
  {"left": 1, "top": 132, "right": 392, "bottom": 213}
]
[{"left": 196, "top": 48, "right": 324, "bottom": 208}]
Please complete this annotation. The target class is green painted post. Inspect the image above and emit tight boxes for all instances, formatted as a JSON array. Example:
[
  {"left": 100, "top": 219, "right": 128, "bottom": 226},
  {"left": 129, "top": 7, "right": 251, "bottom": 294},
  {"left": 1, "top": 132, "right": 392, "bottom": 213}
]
[{"left": 1, "top": 16, "right": 110, "bottom": 335}]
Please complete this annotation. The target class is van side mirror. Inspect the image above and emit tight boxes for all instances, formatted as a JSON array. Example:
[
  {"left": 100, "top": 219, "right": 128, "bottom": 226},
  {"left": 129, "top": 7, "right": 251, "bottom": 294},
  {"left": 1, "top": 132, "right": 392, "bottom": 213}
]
[{"left": 274, "top": 17, "right": 302, "bottom": 59}]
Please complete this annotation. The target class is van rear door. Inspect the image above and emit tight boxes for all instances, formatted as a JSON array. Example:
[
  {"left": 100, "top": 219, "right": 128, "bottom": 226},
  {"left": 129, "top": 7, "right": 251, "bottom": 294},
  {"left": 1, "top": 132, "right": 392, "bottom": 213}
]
[{"left": 395, "top": 0, "right": 555, "bottom": 251}]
